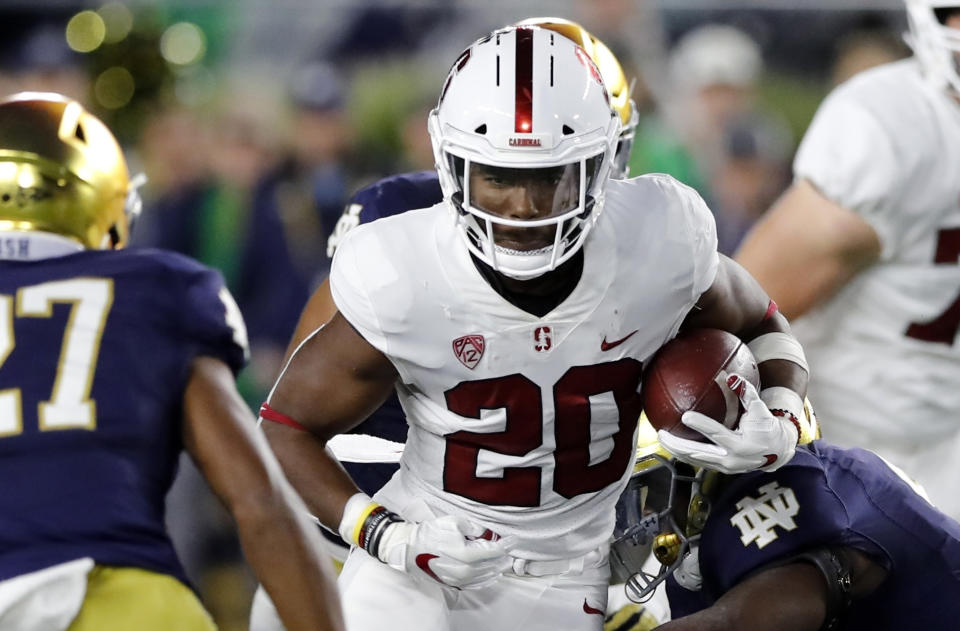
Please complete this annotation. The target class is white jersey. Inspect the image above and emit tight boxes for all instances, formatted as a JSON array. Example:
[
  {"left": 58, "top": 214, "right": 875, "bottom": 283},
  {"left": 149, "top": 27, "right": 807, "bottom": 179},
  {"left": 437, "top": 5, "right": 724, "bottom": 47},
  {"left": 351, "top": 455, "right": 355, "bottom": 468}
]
[
  {"left": 792, "top": 58, "right": 960, "bottom": 442},
  {"left": 330, "top": 175, "right": 718, "bottom": 561}
]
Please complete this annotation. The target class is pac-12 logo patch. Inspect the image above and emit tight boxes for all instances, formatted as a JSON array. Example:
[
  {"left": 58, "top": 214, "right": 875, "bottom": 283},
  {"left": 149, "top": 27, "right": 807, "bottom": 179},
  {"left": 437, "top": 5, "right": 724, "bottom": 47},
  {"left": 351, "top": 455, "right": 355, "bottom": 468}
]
[{"left": 453, "top": 334, "right": 485, "bottom": 369}]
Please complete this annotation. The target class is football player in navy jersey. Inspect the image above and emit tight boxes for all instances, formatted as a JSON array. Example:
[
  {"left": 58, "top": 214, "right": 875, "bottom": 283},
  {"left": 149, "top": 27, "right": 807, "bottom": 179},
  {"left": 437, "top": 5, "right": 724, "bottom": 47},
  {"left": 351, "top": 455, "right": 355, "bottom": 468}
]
[
  {"left": 0, "top": 93, "right": 343, "bottom": 631},
  {"left": 612, "top": 409, "right": 960, "bottom": 631}
]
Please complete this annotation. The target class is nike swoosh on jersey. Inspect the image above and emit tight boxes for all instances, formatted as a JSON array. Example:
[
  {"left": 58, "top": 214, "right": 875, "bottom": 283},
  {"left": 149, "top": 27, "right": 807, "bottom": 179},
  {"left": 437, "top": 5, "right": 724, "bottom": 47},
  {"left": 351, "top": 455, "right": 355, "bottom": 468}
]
[
  {"left": 415, "top": 553, "right": 443, "bottom": 584},
  {"left": 583, "top": 599, "right": 604, "bottom": 616},
  {"left": 601, "top": 330, "right": 638, "bottom": 351}
]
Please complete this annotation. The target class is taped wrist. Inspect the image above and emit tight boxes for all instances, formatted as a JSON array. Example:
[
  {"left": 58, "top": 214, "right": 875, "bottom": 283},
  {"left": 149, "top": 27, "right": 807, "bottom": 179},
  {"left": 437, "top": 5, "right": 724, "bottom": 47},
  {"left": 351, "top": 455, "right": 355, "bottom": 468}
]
[
  {"left": 337, "top": 492, "right": 403, "bottom": 561},
  {"left": 747, "top": 332, "right": 809, "bottom": 372}
]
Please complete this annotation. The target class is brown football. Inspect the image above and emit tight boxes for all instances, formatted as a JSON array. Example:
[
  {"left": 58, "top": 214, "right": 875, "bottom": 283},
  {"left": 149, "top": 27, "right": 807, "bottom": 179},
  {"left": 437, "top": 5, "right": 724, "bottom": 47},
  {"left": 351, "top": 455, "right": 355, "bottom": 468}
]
[{"left": 641, "top": 328, "right": 760, "bottom": 442}]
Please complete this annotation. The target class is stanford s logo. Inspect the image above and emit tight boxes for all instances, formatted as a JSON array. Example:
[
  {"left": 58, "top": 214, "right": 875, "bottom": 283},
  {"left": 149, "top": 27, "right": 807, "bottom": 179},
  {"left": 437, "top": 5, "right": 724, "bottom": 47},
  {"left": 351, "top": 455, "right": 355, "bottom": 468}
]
[
  {"left": 453, "top": 335, "right": 485, "bottom": 369},
  {"left": 534, "top": 326, "right": 552, "bottom": 352}
]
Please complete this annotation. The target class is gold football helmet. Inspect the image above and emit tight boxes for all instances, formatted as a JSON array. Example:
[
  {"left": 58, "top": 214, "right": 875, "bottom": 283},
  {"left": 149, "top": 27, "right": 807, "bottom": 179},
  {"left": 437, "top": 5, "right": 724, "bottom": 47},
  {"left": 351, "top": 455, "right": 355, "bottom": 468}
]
[
  {"left": 515, "top": 17, "right": 639, "bottom": 178},
  {"left": 0, "top": 92, "right": 141, "bottom": 249},
  {"left": 611, "top": 416, "right": 713, "bottom": 602}
]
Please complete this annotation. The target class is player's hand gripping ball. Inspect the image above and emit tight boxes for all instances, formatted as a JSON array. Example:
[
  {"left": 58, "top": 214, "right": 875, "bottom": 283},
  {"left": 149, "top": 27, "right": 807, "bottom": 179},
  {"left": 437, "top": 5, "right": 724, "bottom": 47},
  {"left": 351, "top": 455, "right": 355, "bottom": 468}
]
[{"left": 641, "top": 328, "right": 759, "bottom": 442}]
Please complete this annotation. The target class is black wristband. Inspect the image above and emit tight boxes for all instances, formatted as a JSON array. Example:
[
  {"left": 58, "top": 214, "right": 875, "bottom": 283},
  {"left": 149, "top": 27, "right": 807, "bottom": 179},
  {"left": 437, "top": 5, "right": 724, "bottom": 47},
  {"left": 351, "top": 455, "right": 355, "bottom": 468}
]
[
  {"left": 749, "top": 545, "right": 852, "bottom": 631},
  {"left": 794, "top": 546, "right": 852, "bottom": 631},
  {"left": 359, "top": 506, "right": 402, "bottom": 559}
]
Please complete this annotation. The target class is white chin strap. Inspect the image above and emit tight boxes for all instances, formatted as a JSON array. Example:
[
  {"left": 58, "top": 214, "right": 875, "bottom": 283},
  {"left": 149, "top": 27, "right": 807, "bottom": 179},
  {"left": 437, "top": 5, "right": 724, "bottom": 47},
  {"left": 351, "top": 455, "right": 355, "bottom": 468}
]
[{"left": 490, "top": 244, "right": 557, "bottom": 280}]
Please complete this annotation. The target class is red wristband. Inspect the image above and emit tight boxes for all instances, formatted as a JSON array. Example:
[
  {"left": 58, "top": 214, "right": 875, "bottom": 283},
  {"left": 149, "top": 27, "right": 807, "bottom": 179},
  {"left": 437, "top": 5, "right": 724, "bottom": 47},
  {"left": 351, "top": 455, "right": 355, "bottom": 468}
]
[
  {"left": 259, "top": 402, "right": 309, "bottom": 431},
  {"left": 771, "top": 408, "right": 803, "bottom": 446}
]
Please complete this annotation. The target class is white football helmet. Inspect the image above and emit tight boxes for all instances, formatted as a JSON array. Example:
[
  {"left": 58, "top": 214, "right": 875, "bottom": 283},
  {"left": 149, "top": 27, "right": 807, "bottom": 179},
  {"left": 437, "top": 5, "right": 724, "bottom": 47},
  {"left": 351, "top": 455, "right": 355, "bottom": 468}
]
[
  {"left": 428, "top": 26, "right": 621, "bottom": 280},
  {"left": 905, "top": 0, "right": 960, "bottom": 92}
]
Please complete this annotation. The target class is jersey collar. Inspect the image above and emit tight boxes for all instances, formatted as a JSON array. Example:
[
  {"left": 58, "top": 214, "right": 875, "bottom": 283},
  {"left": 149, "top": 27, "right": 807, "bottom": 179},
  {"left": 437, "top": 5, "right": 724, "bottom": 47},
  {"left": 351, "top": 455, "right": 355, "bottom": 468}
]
[
  {"left": 0, "top": 230, "right": 86, "bottom": 261},
  {"left": 437, "top": 205, "right": 617, "bottom": 323}
]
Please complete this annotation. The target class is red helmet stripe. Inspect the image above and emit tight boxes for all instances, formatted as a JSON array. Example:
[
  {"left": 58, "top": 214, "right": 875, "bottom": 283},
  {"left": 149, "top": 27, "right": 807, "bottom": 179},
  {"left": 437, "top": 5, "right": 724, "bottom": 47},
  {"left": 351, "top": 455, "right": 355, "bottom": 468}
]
[{"left": 515, "top": 28, "right": 534, "bottom": 133}]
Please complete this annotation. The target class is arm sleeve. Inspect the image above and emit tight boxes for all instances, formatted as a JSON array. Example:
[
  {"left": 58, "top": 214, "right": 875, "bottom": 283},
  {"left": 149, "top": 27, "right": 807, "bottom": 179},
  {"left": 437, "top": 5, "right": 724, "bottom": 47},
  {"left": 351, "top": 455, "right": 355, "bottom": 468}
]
[
  {"left": 179, "top": 266, "right": 249, "bottom": 376},
  {"left": 793, "top": 89, "right": 905, "bottom": 258}
]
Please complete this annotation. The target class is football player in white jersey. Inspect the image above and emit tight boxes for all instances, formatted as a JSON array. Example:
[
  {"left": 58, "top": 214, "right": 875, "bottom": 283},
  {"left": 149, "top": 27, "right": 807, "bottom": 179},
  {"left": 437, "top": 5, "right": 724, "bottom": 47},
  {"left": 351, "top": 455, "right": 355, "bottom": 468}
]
[
  {"left": 260, "top": 26, "right": 811, "bottom": 631},
  {"left": 249, "top": 18, "right": 668, "bottom": 631},
  {"left": 735, "top": 1, "right": 960, "bottom": 520}
]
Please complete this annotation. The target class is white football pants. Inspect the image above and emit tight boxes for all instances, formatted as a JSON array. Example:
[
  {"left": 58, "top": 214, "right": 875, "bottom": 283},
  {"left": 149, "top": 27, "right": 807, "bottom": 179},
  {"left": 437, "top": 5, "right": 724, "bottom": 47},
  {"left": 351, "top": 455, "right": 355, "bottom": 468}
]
[
  {"left": 250, "top": 547, "right": 609, "bottom": 631},
  {"left": 338, "top": 546, "right": 609, "bottom": 631}
]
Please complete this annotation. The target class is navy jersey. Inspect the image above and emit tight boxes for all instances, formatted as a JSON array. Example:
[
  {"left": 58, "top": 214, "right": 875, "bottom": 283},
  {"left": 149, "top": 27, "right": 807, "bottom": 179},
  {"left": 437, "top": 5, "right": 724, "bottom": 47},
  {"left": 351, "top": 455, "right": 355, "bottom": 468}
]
[
  {"left": 326, "top": 170, "right": 442, "bottom": 259},
  {"left": 325, "top": 171, "right": 442, "bottom": 497},
  {"left": 0, "top": 248, "right": 247, "bottom": 584},
  {"left": 668, "top": 441, "right": 960, "bottom": 628}
]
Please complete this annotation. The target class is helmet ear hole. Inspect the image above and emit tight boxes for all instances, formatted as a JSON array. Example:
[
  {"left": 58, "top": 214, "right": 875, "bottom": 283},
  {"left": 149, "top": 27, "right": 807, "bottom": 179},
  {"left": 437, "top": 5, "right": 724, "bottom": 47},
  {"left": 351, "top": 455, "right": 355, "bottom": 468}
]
[
  {"left": 108, "top": 225, "right": 121, "bottom": 249},
  {"left": 935, "top": 8, "right": 960, "bottom": 24},
  {"left": 74, "top": 124, "right": 86, "bottom": 142},
  {"left": 562, "top": 124, "right": 575, "bottom": 135},
  {"left": 474, "top": 124, "right": 487, "bottom": 135}
]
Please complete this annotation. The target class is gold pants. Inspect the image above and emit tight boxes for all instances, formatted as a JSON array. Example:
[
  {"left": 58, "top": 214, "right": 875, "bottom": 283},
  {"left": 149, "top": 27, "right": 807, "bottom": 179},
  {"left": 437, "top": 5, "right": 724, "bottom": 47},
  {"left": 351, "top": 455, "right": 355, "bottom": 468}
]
[{"left": 68, "top": 566, "right": 217, "bottom": 631}]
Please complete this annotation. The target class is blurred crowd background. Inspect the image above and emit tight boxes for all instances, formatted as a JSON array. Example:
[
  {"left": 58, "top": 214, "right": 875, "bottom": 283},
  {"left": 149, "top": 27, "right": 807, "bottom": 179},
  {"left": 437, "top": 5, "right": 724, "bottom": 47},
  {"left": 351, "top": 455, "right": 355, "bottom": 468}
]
[{"left": 0, "top": 1, "right": 910, "bottom": 629}]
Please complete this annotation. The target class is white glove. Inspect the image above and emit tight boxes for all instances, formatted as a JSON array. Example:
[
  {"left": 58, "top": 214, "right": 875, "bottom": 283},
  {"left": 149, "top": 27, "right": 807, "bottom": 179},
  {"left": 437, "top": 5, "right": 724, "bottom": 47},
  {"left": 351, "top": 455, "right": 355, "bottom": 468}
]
[
  {"left": 672, "top": 545, "right": 702, "bottom": 592},
  {"left": 658, "top": 374, "right": 799, "bottom": 474},
  {"left": 376, "top": 514, "right": 515, "bottom": 589}
]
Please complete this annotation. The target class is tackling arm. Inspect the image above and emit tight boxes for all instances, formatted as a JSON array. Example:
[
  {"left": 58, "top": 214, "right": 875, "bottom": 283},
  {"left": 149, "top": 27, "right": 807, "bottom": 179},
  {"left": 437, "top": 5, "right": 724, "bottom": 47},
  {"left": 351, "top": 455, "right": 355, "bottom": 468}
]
[
  {"left": 734, "top": 178, "right": 881, "bottom": 320},
  {"left": 182, "top": 356, "right": 344, "bottom": 631},
  {"left": 657, "top": 547, "right": 887, "bottom": 631},
  {"left": 658, "top": 563, "right": 829, "bottom": 631}
]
